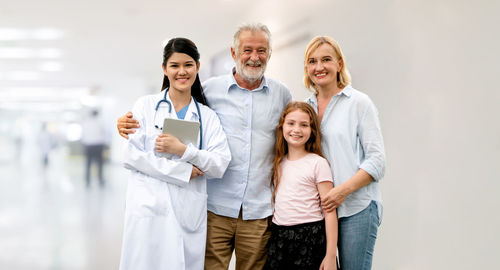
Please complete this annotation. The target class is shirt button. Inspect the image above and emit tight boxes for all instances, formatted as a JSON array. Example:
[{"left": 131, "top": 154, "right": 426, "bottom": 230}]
[{"left": 244, "top": 206, "right": 248, "bottom": 211}]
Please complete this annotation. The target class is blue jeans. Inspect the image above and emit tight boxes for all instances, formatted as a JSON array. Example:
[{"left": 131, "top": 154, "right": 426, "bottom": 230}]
[{"left": 338, "top": 201, "right": 380, "bottom": 270}]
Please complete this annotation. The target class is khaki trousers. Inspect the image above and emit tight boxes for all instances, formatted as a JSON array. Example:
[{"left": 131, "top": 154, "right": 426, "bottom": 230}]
[{"left": 205, "top": 210, "right": 271, "bottom": 270}]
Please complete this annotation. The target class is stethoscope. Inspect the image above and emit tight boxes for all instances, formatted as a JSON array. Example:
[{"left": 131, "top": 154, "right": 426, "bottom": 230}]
[{"left": 153, "top": 88, "right": 203, "bottom": 149}]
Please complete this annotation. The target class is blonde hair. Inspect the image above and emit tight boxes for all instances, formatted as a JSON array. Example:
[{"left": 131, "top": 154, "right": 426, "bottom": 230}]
[
  {"left": 271, "top": 101, "right": 323, "bottom": 203},
  {"left": 303, "top": 36, "right": 351, "bottom": 93}
]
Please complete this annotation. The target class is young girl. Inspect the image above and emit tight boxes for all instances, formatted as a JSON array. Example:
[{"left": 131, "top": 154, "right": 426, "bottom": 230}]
[
  {"left": 119, "top": 37, "right": 231, "bottom": 270},
  {"left": 264, "top": 101, "right": 338, "bottom": 270}
]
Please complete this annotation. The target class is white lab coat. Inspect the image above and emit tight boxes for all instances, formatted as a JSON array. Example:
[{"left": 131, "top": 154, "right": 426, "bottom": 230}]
[{"left": 119, "top": 91, "right": 231, "bottom": 270}]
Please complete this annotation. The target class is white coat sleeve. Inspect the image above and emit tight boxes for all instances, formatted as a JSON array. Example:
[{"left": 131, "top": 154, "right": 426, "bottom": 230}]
[
  {"left": 122, "top": 97, "right": 192, "bottom": 187},
  {"left": 178, "top": 108, "right": 231, "bottom": 179}
]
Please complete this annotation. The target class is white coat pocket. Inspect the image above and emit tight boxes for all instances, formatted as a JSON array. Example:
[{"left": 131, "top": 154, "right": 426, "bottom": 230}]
[
  {"left": 126, "top": 174, "right": 169, "bottom": 218},
  {"left": 168, "top": 185, "right": 207, "bottom": 233}
]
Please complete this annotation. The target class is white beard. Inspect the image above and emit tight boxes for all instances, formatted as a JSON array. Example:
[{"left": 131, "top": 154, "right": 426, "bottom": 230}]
[{"left": 235, "top": 59, "right": 266, "bottom": 83}]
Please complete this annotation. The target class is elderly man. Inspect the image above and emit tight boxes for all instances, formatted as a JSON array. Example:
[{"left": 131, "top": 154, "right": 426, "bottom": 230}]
[{"left": 117, "top": 23, "right": 291, "bottom": 270}]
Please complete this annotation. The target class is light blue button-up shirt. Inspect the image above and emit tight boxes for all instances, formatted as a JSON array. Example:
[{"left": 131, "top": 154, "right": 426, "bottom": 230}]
[
  {"left": 306, "top": 85, "right": 386, "bottom": 220},
  {"left": 203, "top": 70, "right": 292, "bottom": 220}
]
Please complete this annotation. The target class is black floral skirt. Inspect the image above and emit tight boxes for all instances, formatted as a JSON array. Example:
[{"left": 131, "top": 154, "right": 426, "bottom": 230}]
[{"left": 264, "top": 220, "right": 326, "bottom": 270}]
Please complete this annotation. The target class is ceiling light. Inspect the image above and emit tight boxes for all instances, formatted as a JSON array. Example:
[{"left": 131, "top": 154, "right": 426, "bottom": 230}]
[
  {"left": 4, "top": 71, "right": 42, "bottom": 81},
  {"left": 0, "top": 48, "right": 35, "bottom": 58},
  {"left": 0, "top": 28, "right": 64, "bottom": 41},
  {"left": 0, "top": 48, "right": 63, "bottom": 59},
  {"left": 0, "top": 29, "right": 28, "bottom": 40},
  {"left": 40, "top": 62, "right": 62, "bottom": 72},
  {"left": 39, "top": 48, "right": 63, "bottom": 58},
  {"left": 33, "top": 28, "right": 64, "bottom": 40}
]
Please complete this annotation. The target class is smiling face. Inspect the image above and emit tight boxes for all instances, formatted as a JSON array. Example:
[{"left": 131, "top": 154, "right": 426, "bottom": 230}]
[
  {"left": 162, "top": 52, "right": 199, "bottom": 94},
  {"left": 282, "top": 109, "right": 312, "bottom": 151},
  {"left": 232, "top": 30, "right": 270, "bottom": 83},
  {"left": 306, "top": 43, "right": 342, "bottom": 91}
]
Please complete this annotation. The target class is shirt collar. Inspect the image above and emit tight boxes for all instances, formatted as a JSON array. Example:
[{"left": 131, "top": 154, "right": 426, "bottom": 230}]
[
  {"left": 306, "top": 93, "right": 318, "bottom": 107},
  {"left": 306, "top": 84, "right": 354, "bottom": 105},
  {"left": 227, "top": 67, "right": 269, "bottom": 93},
  {"left": 162, "top": 89, "right": 200, "bottom": 120},
  {"left": 342, "top": 85, "right": 353, "bottom": 97},
  {"left": 187, "top": 97, "right": 200, "bottom": 119}
]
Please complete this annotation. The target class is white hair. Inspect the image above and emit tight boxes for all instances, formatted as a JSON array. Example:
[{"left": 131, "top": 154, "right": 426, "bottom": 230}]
[{"left": 232, "top": 23, "right": 272, "bottom": 55}]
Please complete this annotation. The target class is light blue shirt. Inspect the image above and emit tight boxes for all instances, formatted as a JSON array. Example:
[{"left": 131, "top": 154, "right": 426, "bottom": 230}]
[
  {"left": 203, "top": 70, "right": 292, "bottom": 220},
  {"left": 306, "top": 85, "right": 386, "bottom": 220},
  {"left": 175, "top": 104, "right": 189, "bottom": 120}
]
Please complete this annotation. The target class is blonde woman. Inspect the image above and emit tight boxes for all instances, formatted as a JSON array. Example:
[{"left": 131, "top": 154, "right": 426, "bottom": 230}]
[{"left": 303, "top": 36, "right": 386, "bottom": 270}]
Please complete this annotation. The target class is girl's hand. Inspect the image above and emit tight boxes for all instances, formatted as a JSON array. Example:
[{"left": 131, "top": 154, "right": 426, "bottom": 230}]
[
  {"left": 321, "top": 185, "right": 349, "bottom": 213},
  {"left": 319, "top": 256, "right": 337, "bottom": 270},
  {"left": 190, "top": 166, "right": 204, "bottom": 179},
  {"left": 155, "top": 134, "right": 187, "bottom": 156}
]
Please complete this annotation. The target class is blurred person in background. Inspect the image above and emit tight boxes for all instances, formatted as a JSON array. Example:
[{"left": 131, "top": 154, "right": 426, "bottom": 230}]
[
  {"left": 117, "top": 23, "right": 292, "bottom": 270},
  {"left": 81, "top": 109, "right": 107, "bottom": 187},
  {"left": 37, "top": 122, "right": 57, "bottom": 169},
  {"left": 13, "top": 126, "right": 23, "bottom": 162},
  {"left": 303, "top": 36, "right": 386, "bottom": 270}
]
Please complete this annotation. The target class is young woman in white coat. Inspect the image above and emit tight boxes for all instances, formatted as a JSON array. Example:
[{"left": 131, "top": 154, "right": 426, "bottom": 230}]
[{"left": 119, "top": 37, "right": 231, "bottom": 270}]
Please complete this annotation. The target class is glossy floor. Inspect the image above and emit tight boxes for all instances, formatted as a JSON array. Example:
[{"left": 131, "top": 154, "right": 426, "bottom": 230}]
[
  {"left": 0, "top": 150, "right": 236, "bottom": 270},
  {"left": 0, "top": 152, "right": 126, "bottom": 269}
]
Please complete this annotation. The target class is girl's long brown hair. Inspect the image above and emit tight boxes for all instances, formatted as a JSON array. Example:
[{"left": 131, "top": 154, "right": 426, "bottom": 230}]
[{"left": 271, "top": 101, "right": 324, "bottom": 203}]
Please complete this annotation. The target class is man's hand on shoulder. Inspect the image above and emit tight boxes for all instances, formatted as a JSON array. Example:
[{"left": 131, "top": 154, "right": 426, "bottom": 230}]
[{"left": 117, "top": 111, "right": 140, "bottom": 139}]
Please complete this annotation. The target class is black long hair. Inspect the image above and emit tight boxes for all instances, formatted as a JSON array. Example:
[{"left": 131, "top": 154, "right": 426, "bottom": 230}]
[{"left": 161, "top": 37, "right": 207, "bottom": 106}]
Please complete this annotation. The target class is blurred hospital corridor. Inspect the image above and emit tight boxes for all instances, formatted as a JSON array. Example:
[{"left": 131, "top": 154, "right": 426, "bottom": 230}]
[{"left": 0, "top": 133, "right": 127, "bottom": 269}]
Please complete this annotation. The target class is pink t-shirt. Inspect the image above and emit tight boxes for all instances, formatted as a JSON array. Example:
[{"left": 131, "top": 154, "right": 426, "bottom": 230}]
[{"left": 272, "top": 153, "right": 333, "bottom": 226}]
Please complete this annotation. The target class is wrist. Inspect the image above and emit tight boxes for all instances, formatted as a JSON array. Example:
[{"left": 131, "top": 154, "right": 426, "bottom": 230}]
[
  {"left": 325, "top": 250, "right": 336, "bottom": 257},
  {"left": 177, "top": 144, "right": 187, "bottom": 157},
  {"left": 340, "top": 181, "right": 354, "bottom": 196}
]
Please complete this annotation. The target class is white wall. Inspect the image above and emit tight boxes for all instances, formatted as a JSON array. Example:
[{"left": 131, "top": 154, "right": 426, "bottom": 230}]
[{"left": 267, "top": 1, "right": 500, "bottom": 269}]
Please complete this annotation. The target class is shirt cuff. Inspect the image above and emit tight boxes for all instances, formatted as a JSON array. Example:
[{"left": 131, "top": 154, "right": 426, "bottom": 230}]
[
  {"left": 360, "top": 163, "right": 381, "bottom": 182},
  {"left": 179, "top": 143, "right": 197, "bottom": 163}
]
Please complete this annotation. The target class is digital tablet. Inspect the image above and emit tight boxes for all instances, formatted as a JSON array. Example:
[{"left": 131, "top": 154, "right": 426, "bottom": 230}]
[{"left": 162, "top": 118, "right": 200, "bottom": 146}]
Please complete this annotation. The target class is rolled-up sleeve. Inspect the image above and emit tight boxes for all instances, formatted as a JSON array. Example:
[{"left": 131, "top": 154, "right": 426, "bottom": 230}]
[{"left": 358, "top": 100, "right": 386, "bottom": 182}]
